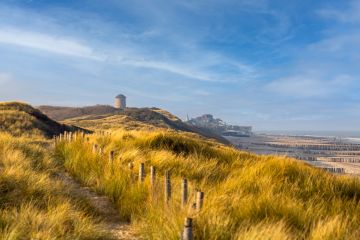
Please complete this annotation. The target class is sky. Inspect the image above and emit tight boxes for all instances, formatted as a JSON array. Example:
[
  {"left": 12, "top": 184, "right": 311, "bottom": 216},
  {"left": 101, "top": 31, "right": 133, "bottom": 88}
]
[{"left": 0, "top": 0, "right": 359, "bottom": 131}]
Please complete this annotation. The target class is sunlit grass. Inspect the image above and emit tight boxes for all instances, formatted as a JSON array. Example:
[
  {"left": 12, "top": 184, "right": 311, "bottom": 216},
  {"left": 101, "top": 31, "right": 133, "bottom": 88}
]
[
  {"left": 55, "top": 129, "right": 360, "bottom": 239},
  {"left": 0, "top": 133, "right": 109, "bottom": 239}
]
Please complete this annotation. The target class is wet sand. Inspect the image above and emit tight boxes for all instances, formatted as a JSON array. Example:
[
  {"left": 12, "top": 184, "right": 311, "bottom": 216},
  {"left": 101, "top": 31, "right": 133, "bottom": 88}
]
[{"left": 227, "top": 134, "right": 360, "bottom": 176}]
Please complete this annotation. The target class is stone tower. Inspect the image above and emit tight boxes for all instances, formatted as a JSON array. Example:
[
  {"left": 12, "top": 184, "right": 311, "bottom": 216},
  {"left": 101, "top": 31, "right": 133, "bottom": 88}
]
[{"left": 114, "top": 94, "right": 126, "bottom": 109}]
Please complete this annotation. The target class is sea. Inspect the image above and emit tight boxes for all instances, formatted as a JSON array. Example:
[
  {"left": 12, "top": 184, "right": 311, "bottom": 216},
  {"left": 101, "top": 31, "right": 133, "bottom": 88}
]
[{"left": 255, "top": 130, "right": 360, "bottom": 143}]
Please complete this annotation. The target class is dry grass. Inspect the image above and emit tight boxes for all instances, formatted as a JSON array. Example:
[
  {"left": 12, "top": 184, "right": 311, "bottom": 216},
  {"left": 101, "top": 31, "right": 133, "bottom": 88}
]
[
  {"left": 63, "top": 114, "right": 156, "bottom": 131},
  {"left": 0, "top": 133, "right": 110, "bottom": 239},
  {"left": 0, "top": 102, "right": 78, "bottom": 138},
  {"left": 55, "top": 129, "right": 360, "bottom": 239},
  {"left": 0, "top": 110, "right": 45, "bottom": 138}
]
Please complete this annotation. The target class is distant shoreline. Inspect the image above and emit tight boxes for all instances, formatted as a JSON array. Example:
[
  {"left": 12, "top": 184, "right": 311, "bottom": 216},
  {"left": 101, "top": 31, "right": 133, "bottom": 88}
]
[{"left": 254, "top": 130, "right": 360, "bottom": 139}]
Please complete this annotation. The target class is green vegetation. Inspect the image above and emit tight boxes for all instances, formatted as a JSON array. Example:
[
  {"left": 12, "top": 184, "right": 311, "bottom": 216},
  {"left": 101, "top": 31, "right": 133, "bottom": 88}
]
[
  {"left": 56, "top": 130, "right": 360, "bottom": 239},
  {"left": 0, "top": 133, "right": 109, "bottom": 239}
]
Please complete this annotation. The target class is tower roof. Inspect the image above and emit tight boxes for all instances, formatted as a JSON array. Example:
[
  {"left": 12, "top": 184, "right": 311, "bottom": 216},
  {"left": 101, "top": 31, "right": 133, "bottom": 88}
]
[{"left": 115, "top": 94, "right": 126, "bottom": 98}]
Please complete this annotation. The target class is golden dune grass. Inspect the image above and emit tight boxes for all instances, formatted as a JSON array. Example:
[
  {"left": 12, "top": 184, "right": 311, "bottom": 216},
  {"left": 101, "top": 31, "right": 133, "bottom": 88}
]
[
  {"left": 0, "top": 133, "right": 109, "bottom": 239},
  {"left": 55, "top": 130, "right": 360, "bottom": 239}
]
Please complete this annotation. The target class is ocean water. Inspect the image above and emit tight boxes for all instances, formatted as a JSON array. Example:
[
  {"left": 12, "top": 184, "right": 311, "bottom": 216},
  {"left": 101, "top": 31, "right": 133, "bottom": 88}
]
[{"left": 255, "top": 130, "right": 360, "bottom": 139}]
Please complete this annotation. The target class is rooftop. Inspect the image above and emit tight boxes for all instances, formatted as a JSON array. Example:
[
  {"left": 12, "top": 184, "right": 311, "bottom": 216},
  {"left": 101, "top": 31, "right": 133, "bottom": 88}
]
[{"left": 115, "top": 94, "right": 126, "bottom": 98}]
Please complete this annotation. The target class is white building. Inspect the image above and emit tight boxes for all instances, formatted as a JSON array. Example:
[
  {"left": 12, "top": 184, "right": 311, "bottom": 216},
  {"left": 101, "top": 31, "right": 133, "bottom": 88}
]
[{"left": 114, "top": 94, "right": 126, "bottom": 109}]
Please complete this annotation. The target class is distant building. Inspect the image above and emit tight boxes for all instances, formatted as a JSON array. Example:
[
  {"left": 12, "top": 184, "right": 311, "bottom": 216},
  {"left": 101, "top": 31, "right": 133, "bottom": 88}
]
[
  {"left": 114, "top": 94, "right": 126, "bottom": 109},
  {"left": 187, "top": 114, "right": 253, "bottom": 137}
]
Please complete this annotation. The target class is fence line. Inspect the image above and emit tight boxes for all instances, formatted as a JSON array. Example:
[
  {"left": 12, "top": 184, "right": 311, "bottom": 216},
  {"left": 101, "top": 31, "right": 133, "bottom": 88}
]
[{"left": 54, "top": 133, "right": 202, "bottom": 240}]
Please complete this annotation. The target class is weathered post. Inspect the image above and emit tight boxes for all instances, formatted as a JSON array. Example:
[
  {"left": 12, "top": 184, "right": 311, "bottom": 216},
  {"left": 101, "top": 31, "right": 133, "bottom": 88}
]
[
  {"left": 68, "top": 132, "right": 73, "bottom": 142},
  {"left": 165, "top": 170, "right": 171, "bottom": 202},
  {"left": 139, "top": 163, "right": 145, "bottom": 183},
  {"left": 181, "top": 178, "right": 188, "bottom": 208},
  {"left": 196, "top": 191, "right": 204, "bottom": 212},
  {"left": 128, "top": 162, "right": 134, "bottom": 170},
  {"left": 181, "top": 218, "right": 193, "bottom": 240},
  {"left": 109, "top": 151, "right": 115, "bottom": 161},
  {"left": 150, "top": 166, "right": 156, "bottom": 188},
  {"left": 92, "top": 144, "right": 98, "bottom": 154}
]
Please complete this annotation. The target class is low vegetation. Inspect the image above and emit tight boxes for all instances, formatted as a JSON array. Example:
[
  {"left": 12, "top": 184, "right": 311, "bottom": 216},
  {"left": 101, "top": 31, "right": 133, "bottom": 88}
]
[
  {"left": 56, "top": 130, "right": 360, "bottom": 239},
  {"left": 2, "top": 101, "right": 360, "bottom": 239},
  {"left": 0, "top": 102, "right": 78, "bottom": 138},
  {"left": 41, "top": 104, "right": 229, "bottom": 143},
  {"left": 0, "top": 133, "right": 109, "bottom": 239}
]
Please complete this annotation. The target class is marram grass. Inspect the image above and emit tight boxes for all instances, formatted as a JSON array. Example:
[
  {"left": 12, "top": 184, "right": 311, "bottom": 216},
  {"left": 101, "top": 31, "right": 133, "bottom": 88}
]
[
  {"left": 56, "top": 130, "right": 360, "bottom": 239},
  {"left": 0, "top": 133, "right": 110, "bottom": 239}
]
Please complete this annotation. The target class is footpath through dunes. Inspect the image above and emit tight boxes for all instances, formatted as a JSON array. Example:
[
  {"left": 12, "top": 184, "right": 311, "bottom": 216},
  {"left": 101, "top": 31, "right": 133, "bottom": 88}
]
[
  {"left": 0, "top": 134, "right": 108, "bottom": 239},
  {"left": 56, "top": 130, "right": 360, "bottom": 240},
  {"left": 56, "top": 171, "right": 138, "bottom": 239},
  {"left": 0, "top": 132, "right": 139, "bottom": 239}
]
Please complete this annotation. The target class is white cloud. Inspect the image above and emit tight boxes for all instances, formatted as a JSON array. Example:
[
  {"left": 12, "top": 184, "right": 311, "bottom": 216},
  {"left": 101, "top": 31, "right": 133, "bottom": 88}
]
[
  {"left": 0, "top": 2, "right": 262, "bottom": 84},
  {"left": 116, "top": 57, "right": 213, "bottom": 82},
  {"left": 308, "top": 33, "right": 360, "bottom": 53},
  {"left": 318, "top": 1, "right": 360, "bottom": 23},
  {"left": 266, "top": 74, "right": 354, "bottom": 98},
  {"left": 0, "top": 26, "right": 257, "bottom": 83},
  {"left": 0, "top": 27, "right": 102, "bottom": 60}
]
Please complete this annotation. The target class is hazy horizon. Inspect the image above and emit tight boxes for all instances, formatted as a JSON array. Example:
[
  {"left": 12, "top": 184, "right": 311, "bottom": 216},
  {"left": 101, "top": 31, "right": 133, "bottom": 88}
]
[{"left": 1, "top": 0, "right": 359, "bottom": 131}]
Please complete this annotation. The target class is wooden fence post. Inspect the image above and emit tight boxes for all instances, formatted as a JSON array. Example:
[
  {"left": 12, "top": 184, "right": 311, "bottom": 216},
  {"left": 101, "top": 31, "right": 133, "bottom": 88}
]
[
  {"left": 68, "top": 132, "right": 72, "bottom": 142},
  {"left": 165, "top": 170, "right": 171, "bottom": 202},
  {"left": 92, "top": 144, "right": 98, "bottom": 154},
  {"left": 109, "top": 151, "right": 114, "bottom": 161},
  {"left": 181, "top": 217, "right": 193, "bottom": 240},
  {"left": 150, "top": 166, "right": 156, "bottom": 188},
  {"left": 139, "top": 163, "right": 145, "bottom": 183},
  {"left": 181, "top": 178, "right": 188, "bottom": 208},
  {"left": 128, "top": 162, "right": 134, "bottom": 170},
  {"left": 196, "top": 191, "right": 204, "bottom": 212}
]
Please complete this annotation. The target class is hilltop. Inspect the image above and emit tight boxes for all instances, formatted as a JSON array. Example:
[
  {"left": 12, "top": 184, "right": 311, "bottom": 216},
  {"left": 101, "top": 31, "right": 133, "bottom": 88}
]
[
  {"left": 38, "top": 105, "right": 229, "bottom": 144},
  {"left": 38, "top": 105, "right": 119, "bottom": 121},
  {"left": 0, "top": 102, "right": 83, "bottom": 138}
]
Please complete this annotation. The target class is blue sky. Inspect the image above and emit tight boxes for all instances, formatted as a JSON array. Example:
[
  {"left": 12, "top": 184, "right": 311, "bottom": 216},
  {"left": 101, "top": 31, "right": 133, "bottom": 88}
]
[{"left": 0, "top": 0, "right": 359, "bottom": 131}]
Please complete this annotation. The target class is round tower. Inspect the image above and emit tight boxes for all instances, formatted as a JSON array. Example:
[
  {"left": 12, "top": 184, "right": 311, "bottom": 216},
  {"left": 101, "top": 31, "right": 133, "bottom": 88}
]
[{"left": 115, "top": 94, "right": 126, "bottom": 109}]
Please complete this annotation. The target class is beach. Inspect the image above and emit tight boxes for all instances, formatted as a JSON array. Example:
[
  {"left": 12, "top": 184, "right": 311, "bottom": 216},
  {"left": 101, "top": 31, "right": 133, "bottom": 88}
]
[{"left": 227, "top": 133, "right": 360, "bottom": 176}]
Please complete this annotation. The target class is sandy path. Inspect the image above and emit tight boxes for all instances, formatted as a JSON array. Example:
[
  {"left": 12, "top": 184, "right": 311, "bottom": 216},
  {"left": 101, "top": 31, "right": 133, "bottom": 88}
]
[{"left": 57, "top": 172, "right": 139, "bottom": 239}]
